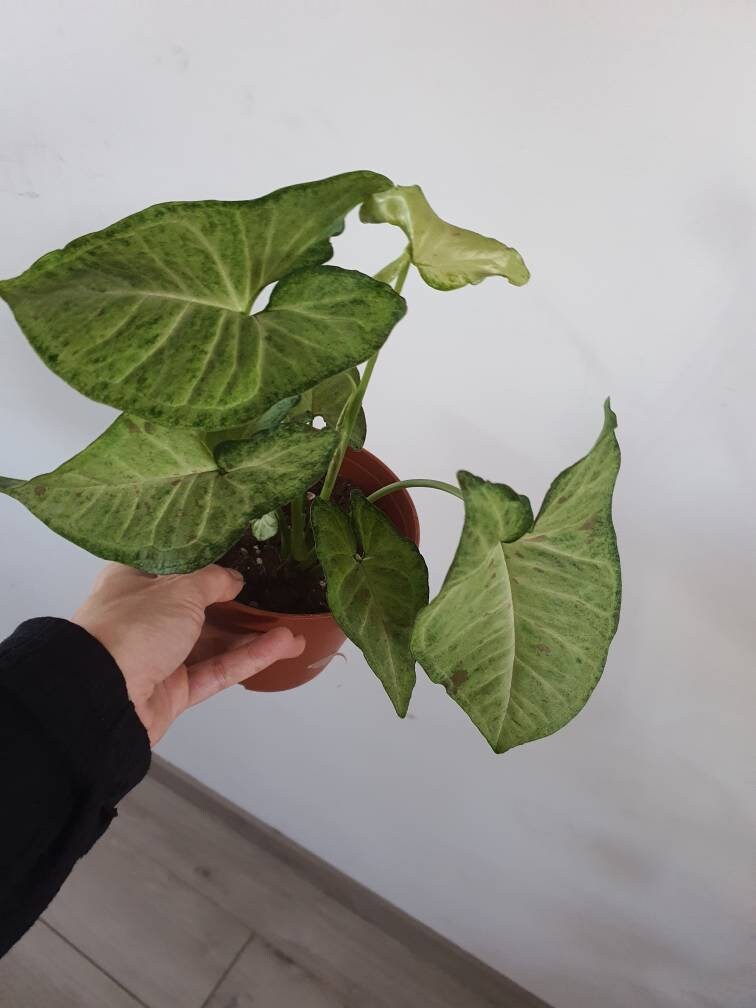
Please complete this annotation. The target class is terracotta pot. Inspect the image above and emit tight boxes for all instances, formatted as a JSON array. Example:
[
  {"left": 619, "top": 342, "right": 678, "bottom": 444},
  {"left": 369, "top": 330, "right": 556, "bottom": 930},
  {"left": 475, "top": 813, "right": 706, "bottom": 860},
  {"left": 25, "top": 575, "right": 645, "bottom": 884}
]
[{"left": 204, "top": 448, "right": 420, "bottom": 692}]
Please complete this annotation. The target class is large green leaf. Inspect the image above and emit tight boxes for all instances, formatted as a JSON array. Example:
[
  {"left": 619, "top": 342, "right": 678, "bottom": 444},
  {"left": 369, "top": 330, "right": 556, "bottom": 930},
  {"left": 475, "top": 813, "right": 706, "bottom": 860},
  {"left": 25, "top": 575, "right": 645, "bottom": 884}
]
[
  {"left": 412, "top": 403, "right": 621, "bottom": 752},
  {"left": 0, "top": 171, "right": 405, "bottom": 428},
  {"left": 360, "top": 185, "right": 530, "bottom": 290},
  {"left": 304, "top": 367, "right": 366, "bottom": 449},
  {"left": 1, "top": 417, "right": 337, "bottom": 573},
  {"left": 312, "top": 492, "right": 429, "bottom": 716}
]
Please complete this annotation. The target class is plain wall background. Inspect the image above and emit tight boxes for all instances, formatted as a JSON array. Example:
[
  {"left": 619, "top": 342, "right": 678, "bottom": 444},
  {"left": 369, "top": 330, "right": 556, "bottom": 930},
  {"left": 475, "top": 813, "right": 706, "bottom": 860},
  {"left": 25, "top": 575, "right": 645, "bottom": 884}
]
[{"left": 1, "top": 3, "right": 754, "bottom": 1006}]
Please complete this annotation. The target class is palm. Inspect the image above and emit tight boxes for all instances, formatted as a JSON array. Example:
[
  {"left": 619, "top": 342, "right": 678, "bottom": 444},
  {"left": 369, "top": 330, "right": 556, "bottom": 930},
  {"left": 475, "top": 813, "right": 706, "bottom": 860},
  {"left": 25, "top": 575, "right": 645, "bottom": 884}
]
[{"left": 72, "top": 564, "right": 304, "bottom": 746}]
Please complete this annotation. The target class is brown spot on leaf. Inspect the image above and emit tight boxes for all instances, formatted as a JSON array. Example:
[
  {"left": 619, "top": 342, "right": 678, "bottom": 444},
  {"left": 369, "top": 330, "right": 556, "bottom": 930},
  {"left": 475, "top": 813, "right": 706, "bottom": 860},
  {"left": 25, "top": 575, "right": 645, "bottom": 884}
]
[
  {"left": 534, "top": 643, "right": 551, "bottom": 654},
  {"left": 450, "top": 668, "right": 469, "bottom": 691},
  {"left": 528, "top": 534, "right": 547, "bottom": 542},
  {"left": 125, "top": 419, "right": 139, "bottom": 433},
  {"left": 33, "top": 485, "right": 47, "bottom": 498},
  {"left": 558, "top": 495, "right": 568, "bottom": 504},
  {"left": 580, "top": 515, "right": 597, "bottom": 531}
]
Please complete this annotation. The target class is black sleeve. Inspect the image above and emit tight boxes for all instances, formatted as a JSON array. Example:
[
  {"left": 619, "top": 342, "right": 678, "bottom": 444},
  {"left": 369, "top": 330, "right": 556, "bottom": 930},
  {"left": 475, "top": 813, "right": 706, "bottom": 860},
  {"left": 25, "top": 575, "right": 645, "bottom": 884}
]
[{"left": 0, "top": 617, "right": 151, "bottom": 957}]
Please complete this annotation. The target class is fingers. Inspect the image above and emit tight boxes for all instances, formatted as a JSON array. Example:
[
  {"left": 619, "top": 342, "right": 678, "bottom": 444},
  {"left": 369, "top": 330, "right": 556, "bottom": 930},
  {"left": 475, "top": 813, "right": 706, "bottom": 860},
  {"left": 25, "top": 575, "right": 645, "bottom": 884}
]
[
  {"left": 186, "top": 627, "right": 305, "bottom": 706},
  {"left": 182, "top": 564, "right": 245, "bottom": 606}
]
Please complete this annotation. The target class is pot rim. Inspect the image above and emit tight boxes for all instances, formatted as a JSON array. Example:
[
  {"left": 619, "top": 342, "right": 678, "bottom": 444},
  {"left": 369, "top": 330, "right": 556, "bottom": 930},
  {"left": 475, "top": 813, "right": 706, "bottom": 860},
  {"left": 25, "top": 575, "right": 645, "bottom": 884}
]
[{"left": 219, "top": 446, "right": 419, "bottom": 621}]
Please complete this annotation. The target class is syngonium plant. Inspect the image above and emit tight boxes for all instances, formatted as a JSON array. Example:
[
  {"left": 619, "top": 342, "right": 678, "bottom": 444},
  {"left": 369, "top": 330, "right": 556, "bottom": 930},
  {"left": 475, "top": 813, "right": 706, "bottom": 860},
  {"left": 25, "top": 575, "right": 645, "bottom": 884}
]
[{"left": 0, "top": 171, "right": 621, "bottom": 753}]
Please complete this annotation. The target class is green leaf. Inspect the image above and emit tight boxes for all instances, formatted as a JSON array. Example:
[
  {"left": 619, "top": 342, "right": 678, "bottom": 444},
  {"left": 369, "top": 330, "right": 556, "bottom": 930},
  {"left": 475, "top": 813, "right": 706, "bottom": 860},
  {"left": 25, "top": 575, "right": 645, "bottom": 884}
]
[
  {"left": 305, "top": 367, "right": 366, "bottom": 449},
  {"left": 412, "top": 402, "right": 621, "bottom": 752},
  {"left": 0, "top": 171, "right": 405, "bottom": 429},
  {"left": 251, "top": 511, "right": 278, "bottom": 541},
  {"left": 0, "top": 476, "right": 22, "bottom": 490},
  {"left": 1, "top": 416, "right": 338, "bottom": 573},
  {"left": 360, "top": 184, "right": 530, "bottom": 290},
  {"left": 312, "top": 492, "right": 429, "bottom": 716}
]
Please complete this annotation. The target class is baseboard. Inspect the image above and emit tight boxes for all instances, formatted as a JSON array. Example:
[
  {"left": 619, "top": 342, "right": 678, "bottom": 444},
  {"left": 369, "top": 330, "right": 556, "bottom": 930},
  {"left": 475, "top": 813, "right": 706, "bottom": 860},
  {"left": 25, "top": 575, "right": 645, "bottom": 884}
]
[{"left": 150, "top": 755, "right": 551, "bottom": 1008}]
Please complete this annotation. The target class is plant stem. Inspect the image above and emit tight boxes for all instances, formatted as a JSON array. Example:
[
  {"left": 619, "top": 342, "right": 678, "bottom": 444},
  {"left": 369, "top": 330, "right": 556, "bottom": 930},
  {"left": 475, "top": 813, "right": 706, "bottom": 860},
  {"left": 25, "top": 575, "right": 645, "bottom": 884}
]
[
  {"left": 277, "top": 507, "right": 291, "bottom": 559},
  {"left": 319, "top": 249, "right": 411, "bottom": 501},
  {"left": 289, "top": 493, "right": 309, "bottom": 562},
  {"left": 367, "top": 479, "right": 464, "bottom": 504}
]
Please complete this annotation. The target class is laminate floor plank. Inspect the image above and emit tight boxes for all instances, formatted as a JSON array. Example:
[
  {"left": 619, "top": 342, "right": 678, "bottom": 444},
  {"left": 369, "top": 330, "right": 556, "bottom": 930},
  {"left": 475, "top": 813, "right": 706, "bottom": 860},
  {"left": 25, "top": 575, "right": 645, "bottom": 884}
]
[
  {"left": 0, "top": 921, "right": 143, "bottom": 1008},
  {"left": 42, "top": 823, "right": 249, "bottom": 1008},
  {"left": 117, "top": 774, "right": 534, "bottom": 1008}
]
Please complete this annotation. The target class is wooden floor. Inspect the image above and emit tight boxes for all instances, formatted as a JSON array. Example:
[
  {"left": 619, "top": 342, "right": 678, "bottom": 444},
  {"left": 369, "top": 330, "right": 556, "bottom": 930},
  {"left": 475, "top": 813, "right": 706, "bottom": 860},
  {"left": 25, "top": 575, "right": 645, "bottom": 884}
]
[{"left": 0, "top": 760, "right": 548, "bottom": 1008}]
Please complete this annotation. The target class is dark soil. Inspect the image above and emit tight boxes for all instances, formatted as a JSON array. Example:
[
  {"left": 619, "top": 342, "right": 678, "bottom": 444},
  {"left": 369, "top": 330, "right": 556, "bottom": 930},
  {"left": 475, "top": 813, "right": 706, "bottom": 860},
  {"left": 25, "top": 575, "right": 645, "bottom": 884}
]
[{"left": 218, "top": 477, "right": 355, "bottom": 615}]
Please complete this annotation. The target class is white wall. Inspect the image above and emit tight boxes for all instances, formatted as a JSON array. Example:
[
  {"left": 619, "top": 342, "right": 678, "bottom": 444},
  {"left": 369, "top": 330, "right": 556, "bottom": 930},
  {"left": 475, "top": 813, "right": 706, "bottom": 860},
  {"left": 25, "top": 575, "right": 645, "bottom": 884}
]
[{"left": 1, "top": 3, "right": 754, "bottom": 1006}]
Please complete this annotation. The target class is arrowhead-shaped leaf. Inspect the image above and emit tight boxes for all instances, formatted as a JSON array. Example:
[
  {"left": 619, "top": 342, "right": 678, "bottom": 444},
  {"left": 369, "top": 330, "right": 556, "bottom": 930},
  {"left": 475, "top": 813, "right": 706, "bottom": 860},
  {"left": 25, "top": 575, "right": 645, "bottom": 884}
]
[
  {"left": 0, "top": 171, "right": 405, "bottom": 428},
  {"left": 312, "top": 492, "right": 429, "bottom": 716},
  {"left": 304, "top": 367, "right": 366, "bottom": 449},
  {"left": 1, "top": 417, "right": 337, "bottom": 573},
  {"left": 412, "top": 403, "right": 621, "bottom": 752},
  {"left": 360, "top": 184, "right": 530, "bottom": 290}
]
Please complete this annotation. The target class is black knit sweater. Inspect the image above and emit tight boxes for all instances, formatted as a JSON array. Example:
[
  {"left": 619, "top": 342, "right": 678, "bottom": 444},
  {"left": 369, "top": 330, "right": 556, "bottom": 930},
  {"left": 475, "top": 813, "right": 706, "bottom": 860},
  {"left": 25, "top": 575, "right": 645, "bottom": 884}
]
[{"left": 0, "top": 618, "right": 151, "bottom": 957}]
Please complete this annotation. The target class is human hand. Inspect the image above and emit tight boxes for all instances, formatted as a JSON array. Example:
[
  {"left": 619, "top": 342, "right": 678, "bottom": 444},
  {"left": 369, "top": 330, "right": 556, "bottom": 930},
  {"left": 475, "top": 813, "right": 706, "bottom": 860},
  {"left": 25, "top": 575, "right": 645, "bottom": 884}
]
[{"left": 72, "top": 563, "right": 305, "bottom": 745}]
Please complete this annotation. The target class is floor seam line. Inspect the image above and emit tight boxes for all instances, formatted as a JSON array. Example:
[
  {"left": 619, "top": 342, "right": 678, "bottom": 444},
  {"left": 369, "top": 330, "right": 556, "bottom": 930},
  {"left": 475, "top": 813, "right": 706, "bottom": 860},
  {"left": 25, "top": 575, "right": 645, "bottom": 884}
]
[
  {"left": 199, "top": 930, "right": 254, "bottom": 1008},
  {"left": 40, "top": 919, "right": 152, "bottom": 1008}
]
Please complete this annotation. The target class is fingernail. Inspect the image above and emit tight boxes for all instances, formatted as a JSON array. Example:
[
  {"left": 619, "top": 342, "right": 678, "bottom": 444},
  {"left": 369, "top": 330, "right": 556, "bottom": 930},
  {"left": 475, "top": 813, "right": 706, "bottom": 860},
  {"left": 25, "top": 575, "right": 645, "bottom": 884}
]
[{"left": 228, "top": 568, "right": 244, "bottom": 582}]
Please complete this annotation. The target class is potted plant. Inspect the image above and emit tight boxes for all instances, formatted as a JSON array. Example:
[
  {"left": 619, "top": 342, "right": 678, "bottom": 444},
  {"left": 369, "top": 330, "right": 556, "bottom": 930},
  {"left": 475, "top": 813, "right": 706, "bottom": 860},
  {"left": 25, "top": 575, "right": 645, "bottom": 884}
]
[{"left": 0, "top": 171, "right": 621, "bottom": 753}]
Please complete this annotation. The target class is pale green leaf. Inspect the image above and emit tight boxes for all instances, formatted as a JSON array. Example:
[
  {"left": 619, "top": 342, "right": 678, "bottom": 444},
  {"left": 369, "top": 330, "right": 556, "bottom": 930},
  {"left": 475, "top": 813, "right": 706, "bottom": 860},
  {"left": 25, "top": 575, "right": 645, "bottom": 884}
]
[
  {"left": 1, "top": 416, "right": 337, "bottom": 573},
  {"left": 312, "top": 492, "right": 429, "bottom": 716},
  {"left": 361, "top": 185, "right": 530, "bottom": 290},
  {"left": 0, "top": 172, "right": 405, "bottom": 428},
  {"left": 251, "top": 511, "right": 278, "bottom": 541},
  {"left": 412, "top": 402, "right": 621, "bottom": 752}
]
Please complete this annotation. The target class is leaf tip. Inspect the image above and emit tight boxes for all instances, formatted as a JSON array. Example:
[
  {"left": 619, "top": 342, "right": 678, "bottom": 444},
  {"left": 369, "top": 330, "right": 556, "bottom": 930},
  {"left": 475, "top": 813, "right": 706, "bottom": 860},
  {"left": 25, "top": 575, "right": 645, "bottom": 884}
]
[
  {"left": 390, "top": 693, "right": 411, "bottom": 719},
  {"left": 456, "top": 469, "right": 481, "bottom": 492},
  {"left": 504, "top": 249, "right": 531, "bottom": 287}
]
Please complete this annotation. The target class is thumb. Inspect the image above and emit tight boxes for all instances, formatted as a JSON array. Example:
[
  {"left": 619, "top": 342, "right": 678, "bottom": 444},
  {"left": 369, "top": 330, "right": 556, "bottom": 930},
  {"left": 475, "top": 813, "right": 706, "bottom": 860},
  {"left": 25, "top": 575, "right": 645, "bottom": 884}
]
[
  {"left": 186, "top": 627, "right": 305, "bottom": 706},
  {"left": 181, "top": 564, "right": 245, "bottom": 606}
]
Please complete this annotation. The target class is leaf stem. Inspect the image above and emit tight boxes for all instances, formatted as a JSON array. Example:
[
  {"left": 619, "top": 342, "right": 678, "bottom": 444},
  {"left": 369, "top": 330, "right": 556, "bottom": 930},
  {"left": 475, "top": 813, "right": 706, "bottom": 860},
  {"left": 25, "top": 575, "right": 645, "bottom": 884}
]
[
  {"left": 367, "top": 479, "right": 464, "bottom": 504},
  {"left": 319, "top": 249, "right": 411, "bottom": 501}
]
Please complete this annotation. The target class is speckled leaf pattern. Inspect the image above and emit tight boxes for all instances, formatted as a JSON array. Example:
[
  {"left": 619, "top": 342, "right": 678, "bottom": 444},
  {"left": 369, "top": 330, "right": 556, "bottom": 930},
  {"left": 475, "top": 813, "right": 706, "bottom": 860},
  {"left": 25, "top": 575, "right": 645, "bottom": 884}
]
[
  {"left": 312, "top": 493, "right": 429, "bottom": 716},
  {"left": 1, "top": 417, "right": 337, "bottom": 573},
  {"left": 412, "top": 403, "right": 621, "bottom": 752},
  {"left": 306, "top": 367, "right": 366, "bottom": 448},
  {"left": 360, "top": 185, "right": 530, "bottom": 290},
  {"left": 0, "top": 171, "right": 405, "bottom": 428}
]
